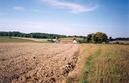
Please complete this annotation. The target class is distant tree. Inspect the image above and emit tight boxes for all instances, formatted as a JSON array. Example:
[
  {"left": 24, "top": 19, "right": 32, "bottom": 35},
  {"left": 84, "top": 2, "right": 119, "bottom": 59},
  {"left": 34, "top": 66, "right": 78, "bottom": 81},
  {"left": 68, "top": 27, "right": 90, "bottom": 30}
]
[
  {"left": 109, "top": 37, "right": 113, "bottom": 41},
  {"left": 86, "top": 32, "right": 108, "bottom": 44},
  {"left": 93, "top": 32, "right": 108, "bottom": 43},
  {"left": 87, "top": 34, "right": 92, "bottom": 43}
]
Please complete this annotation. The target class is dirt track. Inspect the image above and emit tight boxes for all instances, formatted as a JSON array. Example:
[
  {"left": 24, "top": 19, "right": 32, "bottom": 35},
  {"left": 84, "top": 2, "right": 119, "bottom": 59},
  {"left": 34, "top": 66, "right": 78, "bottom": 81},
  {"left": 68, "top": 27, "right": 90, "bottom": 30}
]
[{"left": 0, "top": 43, "right": 79, "bottom": 83}]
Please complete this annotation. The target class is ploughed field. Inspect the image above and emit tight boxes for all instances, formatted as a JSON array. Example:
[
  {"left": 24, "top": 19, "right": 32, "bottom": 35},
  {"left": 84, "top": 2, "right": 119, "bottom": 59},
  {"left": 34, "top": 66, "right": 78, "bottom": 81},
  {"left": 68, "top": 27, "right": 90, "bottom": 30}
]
[{"left": 0, "top": 43, "right": 79, "bottom": 83}]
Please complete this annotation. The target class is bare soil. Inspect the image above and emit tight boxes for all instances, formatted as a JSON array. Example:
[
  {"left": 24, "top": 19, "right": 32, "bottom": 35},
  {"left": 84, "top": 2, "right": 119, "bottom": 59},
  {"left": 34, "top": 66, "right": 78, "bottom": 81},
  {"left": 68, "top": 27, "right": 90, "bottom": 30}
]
[{"left": 0, "top": 43, "right": 79, "bottom": 83}]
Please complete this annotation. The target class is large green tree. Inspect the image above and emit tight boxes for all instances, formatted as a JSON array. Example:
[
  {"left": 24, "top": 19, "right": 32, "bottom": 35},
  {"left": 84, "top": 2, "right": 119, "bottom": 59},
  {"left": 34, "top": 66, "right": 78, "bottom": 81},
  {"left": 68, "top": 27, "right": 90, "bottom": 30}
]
[
  {"left": 86, "top": 32, "right": 108, "bottom": 43},
  {"left": 94, "top": 32, "right": 108, "bottom": 43}
]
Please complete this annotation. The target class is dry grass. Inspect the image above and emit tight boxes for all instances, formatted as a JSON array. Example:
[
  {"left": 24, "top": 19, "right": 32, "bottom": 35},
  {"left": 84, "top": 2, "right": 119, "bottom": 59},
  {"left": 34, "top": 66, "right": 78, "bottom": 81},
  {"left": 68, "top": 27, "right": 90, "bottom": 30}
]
[
  {"left": 63, "top": 44, "right": 99, "bottom": 83},
  {"left": 79, "top": 44, "right": 129, "bottom": 83}
]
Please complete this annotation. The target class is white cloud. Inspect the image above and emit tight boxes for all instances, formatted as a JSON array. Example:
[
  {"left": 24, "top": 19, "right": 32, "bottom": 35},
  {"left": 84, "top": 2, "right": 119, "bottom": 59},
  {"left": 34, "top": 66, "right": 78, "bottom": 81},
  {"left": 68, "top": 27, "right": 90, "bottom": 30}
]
[
  {"left": 13, "top": 6, "right": 25, "bottom": 11},
  {"left": 41, "top": 0, "right": 98, "bottom": 14}
]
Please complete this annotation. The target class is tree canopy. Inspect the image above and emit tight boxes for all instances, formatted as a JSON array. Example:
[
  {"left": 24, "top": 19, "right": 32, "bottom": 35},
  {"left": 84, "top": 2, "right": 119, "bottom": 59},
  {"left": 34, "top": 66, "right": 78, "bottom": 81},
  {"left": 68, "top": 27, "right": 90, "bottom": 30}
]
[{"left": 87, "top": 32, "right": 108, "bottom": 43}]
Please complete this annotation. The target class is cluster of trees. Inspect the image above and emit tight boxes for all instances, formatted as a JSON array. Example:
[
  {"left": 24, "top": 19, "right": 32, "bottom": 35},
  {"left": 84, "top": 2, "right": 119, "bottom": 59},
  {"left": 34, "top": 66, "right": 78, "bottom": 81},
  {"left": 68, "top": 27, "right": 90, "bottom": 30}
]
[
  {"left": 77, "top": 32, "right": 108, "bottom": 44},
  {"left": 0, "top": 31, "right": 66, "bottom": 39},
  {"left": 87, "top": 32, "right": 108, "bottom": 43}
]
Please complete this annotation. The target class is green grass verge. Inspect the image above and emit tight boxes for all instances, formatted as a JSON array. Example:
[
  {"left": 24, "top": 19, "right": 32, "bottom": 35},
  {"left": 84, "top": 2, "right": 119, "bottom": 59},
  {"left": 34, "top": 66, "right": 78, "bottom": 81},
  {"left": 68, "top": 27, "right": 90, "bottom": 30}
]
[{"left": 80, "top": 48, "right": 101, "bottom": 83}]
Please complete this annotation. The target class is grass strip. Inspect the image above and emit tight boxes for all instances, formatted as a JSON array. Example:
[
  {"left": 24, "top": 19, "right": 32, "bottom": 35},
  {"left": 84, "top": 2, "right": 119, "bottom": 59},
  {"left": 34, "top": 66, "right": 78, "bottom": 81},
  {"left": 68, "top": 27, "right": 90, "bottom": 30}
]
[{"left": 80, "top": 48, "right": 101, "bottom": 83}]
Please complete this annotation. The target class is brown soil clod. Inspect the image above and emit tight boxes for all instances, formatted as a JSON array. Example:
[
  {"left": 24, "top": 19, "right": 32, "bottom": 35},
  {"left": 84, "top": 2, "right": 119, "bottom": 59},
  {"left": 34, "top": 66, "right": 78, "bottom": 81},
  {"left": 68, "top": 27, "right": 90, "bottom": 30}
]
[{"left": 0, "top": 43, "right": 79, "bottom": 83}]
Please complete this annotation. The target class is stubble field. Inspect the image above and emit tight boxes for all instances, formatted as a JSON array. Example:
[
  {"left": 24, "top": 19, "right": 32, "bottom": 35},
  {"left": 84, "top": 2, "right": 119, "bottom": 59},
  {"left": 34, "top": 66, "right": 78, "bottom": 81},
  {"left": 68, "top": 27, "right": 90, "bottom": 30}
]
[{"left": 79, "top": 44, "right": 129, "bottom": 83}]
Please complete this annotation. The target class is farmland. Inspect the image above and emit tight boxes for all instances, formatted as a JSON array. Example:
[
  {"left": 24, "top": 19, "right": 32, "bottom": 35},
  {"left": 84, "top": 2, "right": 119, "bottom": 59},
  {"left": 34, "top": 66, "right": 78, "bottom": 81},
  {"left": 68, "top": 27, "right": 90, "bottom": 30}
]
[
  {"left": 78, "top": 44, "right": 129, "bottom": 83},
  {"left": 0, "top": 0, "right": 128, "bottom": 83},
  {"left": 0, "top": 37, "right": 48, "bottom": 43},
  {"left": 0, "top": 39, "right": 129, "bottom": 83},
  {"left": 0, "top": 37, "right": 36, "bottom": 43},
  {"left": 0, "top": 43, "right": 79, "bottom": 83}
]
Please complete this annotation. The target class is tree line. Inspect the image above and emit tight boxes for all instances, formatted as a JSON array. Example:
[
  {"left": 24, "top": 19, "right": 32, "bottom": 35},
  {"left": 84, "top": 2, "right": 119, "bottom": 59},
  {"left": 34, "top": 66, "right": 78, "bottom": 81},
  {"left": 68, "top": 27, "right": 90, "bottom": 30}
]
[
  {"left": 77, "top": 32, "right": 129, "bottom": 44},
  {"left": 0, "top": 31, "right": 128, "bottom": 44},
  {"left": 109, "top": 37, "right": 129, "bottom": 41},
  {"left": 0, "top": 31, "right": 66, "bottom": 39}
]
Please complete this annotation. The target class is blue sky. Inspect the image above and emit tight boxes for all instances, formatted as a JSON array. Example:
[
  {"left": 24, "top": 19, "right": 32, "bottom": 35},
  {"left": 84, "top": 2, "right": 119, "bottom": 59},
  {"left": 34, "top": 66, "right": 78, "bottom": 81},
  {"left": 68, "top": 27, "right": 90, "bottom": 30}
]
[{"left": 0, "top": 0, "right": 128, "bottom": 37}]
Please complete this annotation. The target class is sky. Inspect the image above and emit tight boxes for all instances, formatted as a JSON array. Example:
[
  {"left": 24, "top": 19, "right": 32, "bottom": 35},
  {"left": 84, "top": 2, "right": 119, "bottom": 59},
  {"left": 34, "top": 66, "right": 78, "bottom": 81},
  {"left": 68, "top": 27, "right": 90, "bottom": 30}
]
[{"left": 0, "top": 0, "right": 128, "bottom": 37}]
